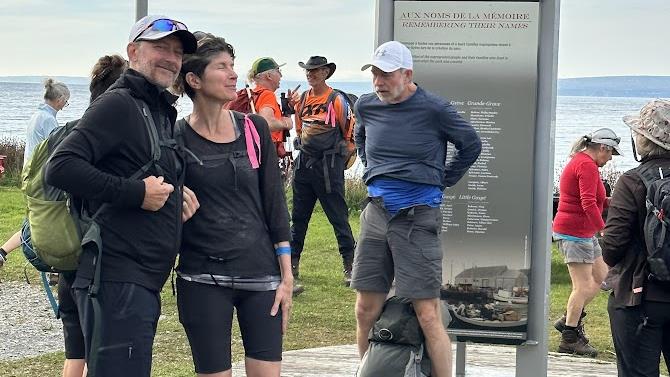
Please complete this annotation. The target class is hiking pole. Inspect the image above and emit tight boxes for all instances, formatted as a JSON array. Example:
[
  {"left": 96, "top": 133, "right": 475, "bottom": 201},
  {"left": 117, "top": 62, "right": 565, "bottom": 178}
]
[{"left": 245, "top": 83, "right": 256, "bottom": 114}]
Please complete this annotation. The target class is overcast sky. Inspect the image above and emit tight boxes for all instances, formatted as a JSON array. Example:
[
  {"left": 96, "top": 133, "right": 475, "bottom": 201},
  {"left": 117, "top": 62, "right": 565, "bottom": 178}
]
[{"left": 1, "top": 0, "right": 668, "bottom": 80}]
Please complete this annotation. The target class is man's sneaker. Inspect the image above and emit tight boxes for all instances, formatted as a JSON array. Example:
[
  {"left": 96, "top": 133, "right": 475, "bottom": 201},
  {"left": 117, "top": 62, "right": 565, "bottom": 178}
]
[
  {"left": 343, "top": 258, "right": 353, "bottom": 287},
  {"left": 554, "top": 312, "right": 589, "bottom": 343},
  {"left": 558, "top": 329, "right": 598, "bottom": 357}
]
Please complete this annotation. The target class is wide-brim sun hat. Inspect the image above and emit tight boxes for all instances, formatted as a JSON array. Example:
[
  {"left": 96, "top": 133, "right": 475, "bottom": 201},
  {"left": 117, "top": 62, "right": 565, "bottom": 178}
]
[
  {"left": 298, "top": 56, "right": 336, "bottom": 80},
  {"left": 623, "top": 99, "right": 670, "bottom": 151},
  {"left": 588, "top": 127, "right": 623, "bottom": 156}
]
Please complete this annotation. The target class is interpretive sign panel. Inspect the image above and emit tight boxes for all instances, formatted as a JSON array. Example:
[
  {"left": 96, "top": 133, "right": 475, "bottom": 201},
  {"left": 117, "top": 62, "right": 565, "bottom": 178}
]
[{"left": 394, "top": 1, "right": 540, "bottom": 344}]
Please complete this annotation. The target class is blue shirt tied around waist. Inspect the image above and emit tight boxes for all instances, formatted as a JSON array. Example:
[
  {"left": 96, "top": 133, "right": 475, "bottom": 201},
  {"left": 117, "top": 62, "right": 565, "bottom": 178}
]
[
  {"left": 553, "top": 232, "right": 592, "bottom": 242},
  {"left": 368, "top": 177, "right": 443, "bottom": 214}
]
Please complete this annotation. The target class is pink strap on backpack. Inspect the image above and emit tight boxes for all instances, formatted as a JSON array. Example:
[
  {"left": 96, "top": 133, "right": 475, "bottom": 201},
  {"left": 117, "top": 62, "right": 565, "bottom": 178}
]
[
  {"left": 244, "top": 115, "right": 261, "bottom": 169},
  {"left": 325, "top": 102, "right": 337, "bottom": 127}
]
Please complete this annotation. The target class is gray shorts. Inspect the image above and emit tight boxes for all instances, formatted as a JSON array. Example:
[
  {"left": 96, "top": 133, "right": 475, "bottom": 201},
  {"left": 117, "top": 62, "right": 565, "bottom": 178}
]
[
  {"left": 557, "top": 236, "right": 602, "bottom": 264},
  {"left": 350, "top": 198, "right": 443, "bottom": 299}
]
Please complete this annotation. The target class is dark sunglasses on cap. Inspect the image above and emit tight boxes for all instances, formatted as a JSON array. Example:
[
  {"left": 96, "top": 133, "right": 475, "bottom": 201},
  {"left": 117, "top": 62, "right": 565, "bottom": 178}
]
[{"left": 134, "top": 19, "right": 187, "bottom": 41}]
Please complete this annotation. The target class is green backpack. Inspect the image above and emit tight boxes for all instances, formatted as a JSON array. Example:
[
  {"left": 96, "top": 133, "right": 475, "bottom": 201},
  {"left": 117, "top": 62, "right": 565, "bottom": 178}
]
[
  {"left": 21, "top": 93, "right": 165, "bottom": 273},
  {"left": 21, "top": 120, "right": 83, "bottom": 271}
]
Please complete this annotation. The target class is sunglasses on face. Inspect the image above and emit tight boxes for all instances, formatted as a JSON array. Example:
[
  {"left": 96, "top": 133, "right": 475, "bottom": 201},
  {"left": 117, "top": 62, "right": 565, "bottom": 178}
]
[{"left": 134, "top": 19, "right": 187, "bottom": 41}]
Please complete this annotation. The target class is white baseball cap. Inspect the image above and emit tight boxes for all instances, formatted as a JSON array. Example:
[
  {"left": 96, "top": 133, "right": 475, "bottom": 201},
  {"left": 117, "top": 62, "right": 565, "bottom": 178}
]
[
  {"left": 128, "top": 15, "right": 197, "bottom": 54},
  {"left": 361, "top": 41, "right": 413, "bottom": 72},
  {"left": 588, "top": 128, "right": 623, "bottom": 156}
]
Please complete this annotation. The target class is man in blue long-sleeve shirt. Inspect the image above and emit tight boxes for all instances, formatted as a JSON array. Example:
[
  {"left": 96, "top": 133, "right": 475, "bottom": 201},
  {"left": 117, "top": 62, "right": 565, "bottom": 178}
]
[{"left": 351, "top": 41, "right": 481, "bottom": 377}]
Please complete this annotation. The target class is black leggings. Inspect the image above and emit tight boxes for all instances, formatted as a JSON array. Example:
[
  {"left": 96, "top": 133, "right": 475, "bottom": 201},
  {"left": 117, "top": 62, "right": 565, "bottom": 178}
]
[
  {"left": 176, "top": 277, "right": 283, "bottom": 374},
  {"left": 58, "top": 272, "right": 85, "bottom": 359}
]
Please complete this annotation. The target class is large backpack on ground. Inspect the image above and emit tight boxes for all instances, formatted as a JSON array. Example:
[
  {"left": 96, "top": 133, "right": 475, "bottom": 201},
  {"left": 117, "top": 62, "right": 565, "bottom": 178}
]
[
  {"left": 637, "top": 165, "right": 670, "bottom": 281},
  {"left": 296, "top": 89, "right": 358, "bottom": 169},
  {"left": 357, "top": 296, "right": 432, "bottom": 377},
  {"left": 20, "top": 92, "right": 166, "bottom": 274}
]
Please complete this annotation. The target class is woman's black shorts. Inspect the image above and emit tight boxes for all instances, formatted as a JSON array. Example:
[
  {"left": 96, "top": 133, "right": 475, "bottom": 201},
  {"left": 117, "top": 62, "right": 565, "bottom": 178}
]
[{"left": 176, "top": 277, "right": 282, "bottom": 374}]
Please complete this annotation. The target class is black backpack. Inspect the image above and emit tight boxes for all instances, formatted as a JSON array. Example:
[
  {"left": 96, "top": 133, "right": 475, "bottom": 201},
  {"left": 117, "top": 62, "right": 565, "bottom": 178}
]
[
  {"left": 637, "top": 165, "right": 670, "bottom": 281},
  {"left": 357, "top": 296, "right": 432, "bottom": 377}
]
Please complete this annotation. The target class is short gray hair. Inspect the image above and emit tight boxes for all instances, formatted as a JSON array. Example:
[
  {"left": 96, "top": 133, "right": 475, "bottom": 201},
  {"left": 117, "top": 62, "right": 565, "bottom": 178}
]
[{"left": 43, "top": 78, "right": 70, "bottom": 102}]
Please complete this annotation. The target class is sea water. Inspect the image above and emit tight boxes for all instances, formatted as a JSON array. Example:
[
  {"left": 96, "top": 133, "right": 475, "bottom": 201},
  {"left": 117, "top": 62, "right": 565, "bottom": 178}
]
[{"left": 0, "top": 80, "right": 651, "bottom": 178}]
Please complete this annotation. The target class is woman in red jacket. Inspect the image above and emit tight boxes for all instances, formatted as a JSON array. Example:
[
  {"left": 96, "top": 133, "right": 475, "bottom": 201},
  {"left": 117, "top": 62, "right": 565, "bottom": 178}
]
[{"left": 552, "top": 127, "right": 622, "bottom": 356}]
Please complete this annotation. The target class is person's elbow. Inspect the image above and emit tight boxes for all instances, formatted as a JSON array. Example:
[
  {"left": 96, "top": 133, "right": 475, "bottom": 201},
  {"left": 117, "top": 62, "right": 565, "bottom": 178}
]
[
  {"left": 44, "top": 155, "right": 69, "bottom": 189},
  {"left": 467, "top": 133, "right": 483, "bottom": 161},
  {"left": 601, "top": 248, "right": 618, "bottom": 267},
  {"left": 600, "top": 239, "right": 620, "bottom": 267}
]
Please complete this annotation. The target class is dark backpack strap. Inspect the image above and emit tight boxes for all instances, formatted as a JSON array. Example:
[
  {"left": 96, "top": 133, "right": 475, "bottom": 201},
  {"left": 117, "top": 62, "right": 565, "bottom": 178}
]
[
  {"left": 129, "top": 98, "right": 163, "bottom": 178},
  {"left": 297, "top": 91, "right": 309, "bottom": 119},
  {"left": 636, "top": 165, "right": 660, "bottom": 191}
]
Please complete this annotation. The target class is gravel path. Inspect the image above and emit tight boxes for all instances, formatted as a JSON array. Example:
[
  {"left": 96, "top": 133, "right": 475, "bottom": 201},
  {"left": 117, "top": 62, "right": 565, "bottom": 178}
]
[{"left": 0, "top": 280, "right": 64, "bottom": 361}]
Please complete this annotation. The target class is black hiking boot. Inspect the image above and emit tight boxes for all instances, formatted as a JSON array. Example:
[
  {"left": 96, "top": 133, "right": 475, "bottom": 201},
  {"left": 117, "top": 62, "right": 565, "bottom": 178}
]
[
  {"left": 291, "top": 257, "right": 300, "bottom": 279},
  {"left": 558, "top": 329, "right": 598, "bottom": 357},
  {"left": 291, "top": 257, "right": 304, "bottom": 296},
  {"left": 343, "top": 257, "right": 353, "bottom": 287},
  {"left": 48, "top": 273, "right": 59, "bottom": 287},
  {"left": 554, "top": 311, "right": 588, "bottom": 343}
]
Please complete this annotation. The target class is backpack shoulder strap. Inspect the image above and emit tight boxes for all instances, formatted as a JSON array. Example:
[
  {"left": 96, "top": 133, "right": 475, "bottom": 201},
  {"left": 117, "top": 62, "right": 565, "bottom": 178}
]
[
  {"left": 128, "top": 97, "right": 163, "bottom": 179},
  {"left": 297, "top": 91, "right": 309, "bottom": 117},
  {"left": 329, "top": 89, "right": 355, "bottom": 139},
  {"left": 636, "top": 164, "right": 666, "bottom": 191},
  {"left": 232, "top": 111, "right": 262, "bottom": 169}
]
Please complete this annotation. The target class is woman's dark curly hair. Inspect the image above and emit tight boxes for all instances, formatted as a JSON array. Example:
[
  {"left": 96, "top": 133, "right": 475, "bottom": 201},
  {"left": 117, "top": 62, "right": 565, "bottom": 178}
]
[{"left": 174, "top": 32, "right": 236, "bottom": 99}]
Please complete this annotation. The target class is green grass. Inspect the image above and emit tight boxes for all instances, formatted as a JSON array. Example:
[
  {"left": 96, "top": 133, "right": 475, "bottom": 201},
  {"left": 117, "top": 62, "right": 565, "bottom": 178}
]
[
  {"left": 0, "top": 186, "right": 359, "bottom": 376},
  {"left": 1, "top": 185, "right": 662, "bottom": 375}
]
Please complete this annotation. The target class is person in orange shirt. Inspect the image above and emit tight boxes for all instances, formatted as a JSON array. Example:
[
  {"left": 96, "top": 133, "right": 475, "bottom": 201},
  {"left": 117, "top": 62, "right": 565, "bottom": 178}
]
[
  {"left": 290, "top": 56, "right": 356, "bottom": 292},
  {"left": 247, "top": 57, "right": 297, "bottom": 156}
]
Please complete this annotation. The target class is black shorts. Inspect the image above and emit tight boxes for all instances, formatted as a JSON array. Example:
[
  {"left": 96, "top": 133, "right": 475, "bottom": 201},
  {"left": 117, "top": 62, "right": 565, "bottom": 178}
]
[
  {"left": 176, "top": 278, "right": 283, "bottom": 374},
  {"left": 58, "top": 272, "right": 84, "bottom": 359}
]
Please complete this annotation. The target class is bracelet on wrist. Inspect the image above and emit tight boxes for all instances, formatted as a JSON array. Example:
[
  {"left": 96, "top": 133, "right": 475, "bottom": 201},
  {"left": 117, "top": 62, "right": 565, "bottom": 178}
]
[{"left": 275, "top": 246, "right": 291, "bottom": 256}]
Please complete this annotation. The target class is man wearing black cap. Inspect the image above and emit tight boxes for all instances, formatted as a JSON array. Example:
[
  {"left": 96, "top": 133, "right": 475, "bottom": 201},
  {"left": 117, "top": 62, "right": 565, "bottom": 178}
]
[
  {"left": 46, "top": 15, "right": 198, "bottom": 376},
  {"left": 290, "top": 56, "right": 357, "bottom": 292}
]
